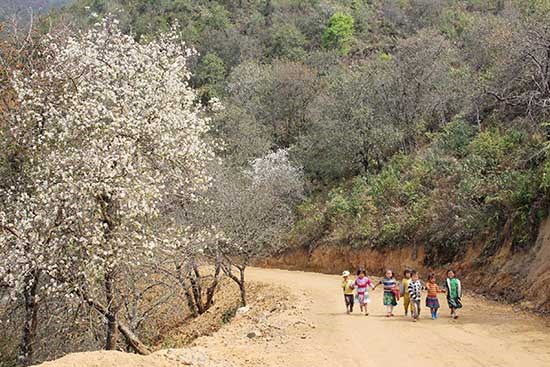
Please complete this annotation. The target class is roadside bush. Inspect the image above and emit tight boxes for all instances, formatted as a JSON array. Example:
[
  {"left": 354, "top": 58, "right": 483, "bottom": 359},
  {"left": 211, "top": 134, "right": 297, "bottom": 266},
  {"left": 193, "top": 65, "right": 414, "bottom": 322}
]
[
  {"left": 289, "top": 198, "right": 327, "bottom": 250},
  {"left": 292, "top": 122, "right": 545, "bottom": 258}
]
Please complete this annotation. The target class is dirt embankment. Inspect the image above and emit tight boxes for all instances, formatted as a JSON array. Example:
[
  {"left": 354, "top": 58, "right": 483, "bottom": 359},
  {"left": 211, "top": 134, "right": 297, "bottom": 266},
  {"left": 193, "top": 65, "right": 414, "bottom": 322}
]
[
  {"left": 33, "top": 281, "right": 297, "bottom": 367},
  {"left": 259, "top": 218, "right": 550, "bottom": 313}
]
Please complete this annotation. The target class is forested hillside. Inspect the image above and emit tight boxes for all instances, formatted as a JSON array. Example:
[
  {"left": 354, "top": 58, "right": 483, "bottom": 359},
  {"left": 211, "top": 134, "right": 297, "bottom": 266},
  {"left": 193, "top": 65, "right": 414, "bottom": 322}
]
[
  {"left": 59, "top": 0, "right": 550, "bottom": 259},
  {"left": 0, "top": 1, "right": 71, "bottom": 19},
  {"left": 2, "top": 0, "right": 550, "bottom": 366}
]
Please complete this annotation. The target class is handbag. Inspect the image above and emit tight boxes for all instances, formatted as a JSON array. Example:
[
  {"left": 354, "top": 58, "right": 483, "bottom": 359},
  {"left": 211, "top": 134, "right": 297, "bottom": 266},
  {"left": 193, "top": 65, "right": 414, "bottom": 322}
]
[{"left": 392, "top": 286, "right": 400, "bottom": 301}]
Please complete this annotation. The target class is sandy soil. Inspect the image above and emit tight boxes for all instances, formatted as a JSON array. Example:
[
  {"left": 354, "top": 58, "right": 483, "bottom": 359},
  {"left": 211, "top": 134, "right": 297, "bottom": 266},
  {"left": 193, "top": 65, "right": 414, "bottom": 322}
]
[
  {"left": 35, "top": 349, "right": 235, "bottom": 367},
  {"left": 36, "top": 267, "right": 550, "bottom": 367},
  {"left": 197, "top": 267, "right": 550, "bottom": 367}
]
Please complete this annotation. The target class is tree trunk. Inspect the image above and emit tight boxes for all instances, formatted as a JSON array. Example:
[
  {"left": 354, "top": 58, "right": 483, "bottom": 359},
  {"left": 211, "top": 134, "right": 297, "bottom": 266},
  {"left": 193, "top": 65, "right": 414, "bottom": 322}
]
[
  {"left": 238, "top": 266, "right": 246, "bottom": 306},
  {"left": 222, "top": 263, "right": 247, "bottom": 306},
  {"left": 177, "top": 264, "right": 198, "bottom": 317},
  {"left": 190, "top": 266, "right": 205, "bottom": 315},
  {"left": 204, "top": 257, "right": 221, "bottom": 310},
  {"left": 118, "top": 323, "right": 151, "bottom": 355},
  {"left": 183, "top": 285, "right": 198, "bottom": 317},
  {"left": 83, "top": 293, "right": 151, "bottom": 355},
  {"left": 104, "top": 272, "right": 118, "bottom": 350},
  {"left": 105, "top": 314, "right": 118, "bottom": 350},
  {"left": 97, "top": 193, "right": 119, "bottom": 350},
  {"left": 18, "top": 271, "right": 40, "bottom": 366}
]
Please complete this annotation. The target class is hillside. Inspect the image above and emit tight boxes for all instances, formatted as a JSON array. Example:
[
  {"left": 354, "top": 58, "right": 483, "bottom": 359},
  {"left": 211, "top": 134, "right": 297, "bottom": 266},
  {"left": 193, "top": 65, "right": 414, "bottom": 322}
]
[
  {"left": 0, "top": 1, "right": 70, "bottom": 16},
  {"left": 0, "top": 0, "right": 71, "bottom": 24}
]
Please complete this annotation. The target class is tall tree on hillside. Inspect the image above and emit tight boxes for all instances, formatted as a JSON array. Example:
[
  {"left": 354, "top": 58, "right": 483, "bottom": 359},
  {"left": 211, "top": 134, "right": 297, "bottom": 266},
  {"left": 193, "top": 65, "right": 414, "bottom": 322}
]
[{"left": 227, "top": 60, "right": 318, "bottom": 148}]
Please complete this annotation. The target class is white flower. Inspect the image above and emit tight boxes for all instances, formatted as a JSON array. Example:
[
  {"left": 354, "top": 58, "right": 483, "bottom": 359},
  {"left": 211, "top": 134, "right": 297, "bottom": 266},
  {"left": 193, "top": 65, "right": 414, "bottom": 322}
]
[{"left": 1, "top": 19, "right": 215, "bottom": 305}]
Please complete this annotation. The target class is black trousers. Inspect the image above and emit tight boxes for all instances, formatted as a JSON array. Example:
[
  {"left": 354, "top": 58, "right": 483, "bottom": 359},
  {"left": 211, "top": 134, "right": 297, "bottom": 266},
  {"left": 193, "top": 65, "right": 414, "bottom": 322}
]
[{"left": 344, "top": 294, "right": 354, "bottom": 311}]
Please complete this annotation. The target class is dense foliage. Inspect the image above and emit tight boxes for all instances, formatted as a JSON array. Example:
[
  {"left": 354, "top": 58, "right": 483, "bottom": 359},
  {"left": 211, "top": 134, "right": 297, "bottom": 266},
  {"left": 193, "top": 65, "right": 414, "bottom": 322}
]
[
  {"left": 293, "top": 121, "right": 546, "bottom": 264},
  {"left": 56, "top": 0, "right": 550, "bottom": 255}
]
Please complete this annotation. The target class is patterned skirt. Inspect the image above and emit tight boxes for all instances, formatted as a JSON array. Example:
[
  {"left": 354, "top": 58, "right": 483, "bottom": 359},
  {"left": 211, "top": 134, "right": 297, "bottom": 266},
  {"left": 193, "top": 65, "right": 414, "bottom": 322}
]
[
  {"left": 383, "top": 292, "right": 397, "bottom": 306},
  {"left": 426, "top": 296, "right": 440, "bottom": 309},
  {"left": 355, "top": 292, "right": 370, "bottom": 305},
  {"left": 447, "top": 297, "right": 462, "bottom": 309}
]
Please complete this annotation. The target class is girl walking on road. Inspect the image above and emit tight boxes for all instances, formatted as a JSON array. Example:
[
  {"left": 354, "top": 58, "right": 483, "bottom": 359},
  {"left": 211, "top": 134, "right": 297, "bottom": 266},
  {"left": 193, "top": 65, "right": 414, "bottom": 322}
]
[
  {"left": 354, "top": 269, "right": 375, "bottom": 316},
  {"left": 446, "top": 270, "right": 463, "bottom": 319},
  {"left": 425, "top": 272, "right": 445, "bottom": 320},
  {"left": 377, "top": 270, "right": 398, "bottom": 317}
]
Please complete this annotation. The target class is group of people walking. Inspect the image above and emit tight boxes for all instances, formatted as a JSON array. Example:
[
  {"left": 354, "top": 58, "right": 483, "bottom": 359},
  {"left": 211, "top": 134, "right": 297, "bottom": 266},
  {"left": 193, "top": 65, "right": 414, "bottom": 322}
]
[{"left": 341, "top": 268, "right": 462, "bottom": 321}]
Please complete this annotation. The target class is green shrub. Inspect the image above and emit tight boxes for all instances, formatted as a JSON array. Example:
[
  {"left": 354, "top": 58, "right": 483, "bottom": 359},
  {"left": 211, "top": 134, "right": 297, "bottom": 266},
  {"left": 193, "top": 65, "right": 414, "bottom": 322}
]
[
  {"left": 439, "top": 7, "right": 474, "bottom": 40},
  {"left": 541, "top": 159, "right": 550, "bottom": 192},
  {"left": 322, "top": 12, "right": 355, "bottom": 55},
  {"left": 468, "top": 128, "right": 523, "bottom": 168},
  {"left": 327, "top": 189, "right": 352, "bottom": 220},
  {"left": 433, "top": 119, "right": 477, "bottom": 158},
  {"left": 290, "top": 198, "right": 327, "bottom": 248},
  {"left": 348, "top": 176, "right": 368, "bottom": 213},
  {"left": 267, "top": 24, "right": 307, "bottom": 60},
  {"left": 195, "top": 52, "right": 226, "bottom": 98},
  {"left": 368, "top": 163, "right": 402, "bottom": 207},
  {"left": 378, "top": 220, "right": 402, "bottom": 246}
]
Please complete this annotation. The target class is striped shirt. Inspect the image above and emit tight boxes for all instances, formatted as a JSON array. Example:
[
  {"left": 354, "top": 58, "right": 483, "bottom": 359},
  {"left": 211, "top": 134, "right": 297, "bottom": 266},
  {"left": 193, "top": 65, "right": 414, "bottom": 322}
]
[
  {"left": 380, "top": 277, "right": 397, "bottom": 294},
  {"left": 426, "top": 282, "right": 443, "bottom": 298},
  {"left": 408, "top": 280, "right": 422, "bottom": 301}
]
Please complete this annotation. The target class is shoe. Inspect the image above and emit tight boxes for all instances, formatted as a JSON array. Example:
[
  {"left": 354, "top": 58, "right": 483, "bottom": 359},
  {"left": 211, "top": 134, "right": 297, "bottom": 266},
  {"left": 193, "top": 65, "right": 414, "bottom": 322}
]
[
  {"left": 365, "top": 312, "right": 369, "bottom": 316},
  {"left": 405, "top": 312, "right": 408, "bottom": 317},
  {"left": 346, "top": 310, "right": 350, "bottom": 315},
  {"left": 413, "top": 318, "right": 417, "bottom": 322}
]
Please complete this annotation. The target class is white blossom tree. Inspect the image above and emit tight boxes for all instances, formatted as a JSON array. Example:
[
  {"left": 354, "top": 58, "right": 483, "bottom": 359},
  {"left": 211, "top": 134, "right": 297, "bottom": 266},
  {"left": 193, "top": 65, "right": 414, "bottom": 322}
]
[
  {"left": 0, "top": 18, "right": 215, "bottom": 363},
  {"left": 212, "top": 149, "right": 303, "bottom": 305}
]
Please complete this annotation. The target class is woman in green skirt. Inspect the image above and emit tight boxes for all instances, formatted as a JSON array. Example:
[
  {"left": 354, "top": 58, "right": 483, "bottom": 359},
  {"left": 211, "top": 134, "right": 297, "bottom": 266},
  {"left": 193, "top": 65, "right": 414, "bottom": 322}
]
[
  {"left": 376, "top": 269, "right": 398, "bottom": 317},
  {"left": 445, "top": 269, "right": 462, "bottom": 319}
]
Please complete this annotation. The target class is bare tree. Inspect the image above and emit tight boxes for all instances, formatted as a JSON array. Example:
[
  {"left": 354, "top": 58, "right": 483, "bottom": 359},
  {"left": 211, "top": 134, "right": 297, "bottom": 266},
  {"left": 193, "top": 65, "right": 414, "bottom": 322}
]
[
  {"left": 486, "top": 14, "right": 550, "bottom": 123},
  {"left": 208, "top": 150, "right": 303, "bottom": 305}
]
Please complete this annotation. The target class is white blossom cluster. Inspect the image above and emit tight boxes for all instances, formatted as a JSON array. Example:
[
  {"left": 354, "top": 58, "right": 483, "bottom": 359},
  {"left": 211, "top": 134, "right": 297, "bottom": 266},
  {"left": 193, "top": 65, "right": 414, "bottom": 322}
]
[
  {"left": 248, "top": 148, "right": 304, "bottom": 202},
  {"left": 0, "top": 19, "right": 215, "bottom": 299},
  {"left": 214, "top": 149, "right": 304, "bottom": 262}
]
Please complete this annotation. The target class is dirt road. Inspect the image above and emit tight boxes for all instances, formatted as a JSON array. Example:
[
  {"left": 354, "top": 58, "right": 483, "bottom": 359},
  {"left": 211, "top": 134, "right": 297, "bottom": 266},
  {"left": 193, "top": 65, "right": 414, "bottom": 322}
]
[
  {"left": 199, "top": 267, "right": 550, "bottom": 367},
  {"left": 37, "top": 267, "right": 550, "bottom": 367}
]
